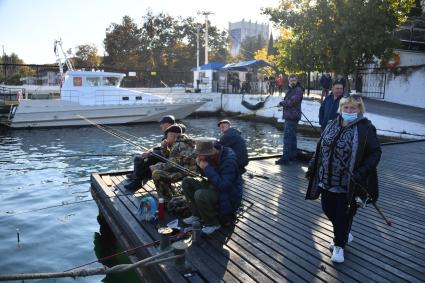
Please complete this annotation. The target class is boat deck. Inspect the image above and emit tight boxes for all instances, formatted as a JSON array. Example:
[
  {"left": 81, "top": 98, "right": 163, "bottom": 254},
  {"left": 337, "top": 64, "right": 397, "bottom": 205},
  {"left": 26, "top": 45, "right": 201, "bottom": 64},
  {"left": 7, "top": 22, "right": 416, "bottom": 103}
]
[{"left": 90, "top": 141, "right": 425, "bottom": 282}]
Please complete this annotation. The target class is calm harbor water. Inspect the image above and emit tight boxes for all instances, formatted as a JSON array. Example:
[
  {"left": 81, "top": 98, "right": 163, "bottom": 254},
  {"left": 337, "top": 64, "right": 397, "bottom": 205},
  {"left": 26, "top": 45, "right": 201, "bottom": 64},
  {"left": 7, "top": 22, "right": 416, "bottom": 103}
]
[{"left": 0, "top": 117, "right": 317, "bottom": 282}]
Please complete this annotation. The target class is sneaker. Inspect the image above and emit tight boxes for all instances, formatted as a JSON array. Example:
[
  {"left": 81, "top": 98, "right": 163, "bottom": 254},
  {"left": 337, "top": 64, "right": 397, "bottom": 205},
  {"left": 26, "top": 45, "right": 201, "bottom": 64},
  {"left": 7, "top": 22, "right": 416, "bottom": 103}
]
[
  {"left": 182, "top": 215, "right": 200, "bottom": 225},
  {"left": 331, "top": 246, "right": 344, "bottom": 263},
  {"left": 202, "top": 225, "right": 221, "bottom": 235},
  {"left": 329, "top": 232, "right": 353, "bottom": 250}
]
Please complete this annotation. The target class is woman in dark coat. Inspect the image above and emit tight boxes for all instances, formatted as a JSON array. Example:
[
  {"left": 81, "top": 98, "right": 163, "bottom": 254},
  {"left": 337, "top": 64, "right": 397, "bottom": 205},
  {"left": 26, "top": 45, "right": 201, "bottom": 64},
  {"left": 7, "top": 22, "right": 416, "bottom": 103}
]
[{"left": 305, "top": 95, "right": 381, "bottom": 263}]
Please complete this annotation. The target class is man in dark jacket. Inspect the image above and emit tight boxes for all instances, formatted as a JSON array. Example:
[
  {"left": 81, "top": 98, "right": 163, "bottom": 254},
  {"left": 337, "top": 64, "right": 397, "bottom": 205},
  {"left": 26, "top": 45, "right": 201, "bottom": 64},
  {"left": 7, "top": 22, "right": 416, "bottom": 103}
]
[
  {"left": 276, "top": 74, "right": 304, "bottom": 164},
  {"left": 319, "top": 80, "right": 344, "bottom": 131},
  {"left": 320, "top": 73, "right": 332, "bottom": 100},
  {"left": 217, "top": 119, "right": 249, "bottom": 174},
  {"left": 125, "top": 115, "right": 175, "bottom": 190},
  {"left": 182, "top": 138, "right": 243, "bottom": 235}
]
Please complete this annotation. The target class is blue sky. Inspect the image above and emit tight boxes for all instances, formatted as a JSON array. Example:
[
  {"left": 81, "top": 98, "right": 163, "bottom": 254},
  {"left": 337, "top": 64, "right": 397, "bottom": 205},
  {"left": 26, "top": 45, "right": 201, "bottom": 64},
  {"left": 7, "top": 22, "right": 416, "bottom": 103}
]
[{"left": 0, "top": 0, "right": 277, "bottom": 64}]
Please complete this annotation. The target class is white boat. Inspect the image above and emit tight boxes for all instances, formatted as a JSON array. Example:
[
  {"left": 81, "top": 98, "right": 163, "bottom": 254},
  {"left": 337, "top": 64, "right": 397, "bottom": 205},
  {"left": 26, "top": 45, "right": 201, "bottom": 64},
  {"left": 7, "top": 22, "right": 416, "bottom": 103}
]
[{"left": 2, "top": 40, "right": 204, "bottom": 128}]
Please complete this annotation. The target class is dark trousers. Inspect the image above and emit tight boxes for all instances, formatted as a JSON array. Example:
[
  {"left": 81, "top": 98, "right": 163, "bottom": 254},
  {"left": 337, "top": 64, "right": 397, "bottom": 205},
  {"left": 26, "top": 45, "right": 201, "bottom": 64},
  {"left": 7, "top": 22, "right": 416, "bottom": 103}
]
[
  {"left": 133, "top": 151, "right": 162, "bottom": 181},
  {"left": 282, "top": 120, "right": 298, "bottom": 161},
  {"left": 321, "top": 190, "right": 357, "bottom": 248}
]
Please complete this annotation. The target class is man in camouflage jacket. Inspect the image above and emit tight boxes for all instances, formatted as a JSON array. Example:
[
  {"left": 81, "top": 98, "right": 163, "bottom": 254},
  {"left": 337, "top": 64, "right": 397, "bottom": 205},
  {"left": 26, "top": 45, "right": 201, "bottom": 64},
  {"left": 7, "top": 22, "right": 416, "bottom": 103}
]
[{"left": 150, "top": 125, "right": 197, "bottom": 202}]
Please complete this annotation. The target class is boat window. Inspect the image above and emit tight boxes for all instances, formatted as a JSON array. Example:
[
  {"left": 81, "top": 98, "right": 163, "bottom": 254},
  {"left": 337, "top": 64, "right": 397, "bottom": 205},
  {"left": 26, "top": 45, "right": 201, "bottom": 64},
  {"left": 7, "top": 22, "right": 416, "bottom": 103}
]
[
  {"left": 135, "top": 96, "right": 142, "bottom": 100},
  {"left": 103, "top": 77, "right": 119, "bottom": 86},
  {"left": 122, "top": 97, "right": 129, "bottom": 100},
  {"left": 86, "top": 77, "right": 100, "bottom": 87},
  {"left": 73, "top": 77, "right": 82, "bottom": 86}
]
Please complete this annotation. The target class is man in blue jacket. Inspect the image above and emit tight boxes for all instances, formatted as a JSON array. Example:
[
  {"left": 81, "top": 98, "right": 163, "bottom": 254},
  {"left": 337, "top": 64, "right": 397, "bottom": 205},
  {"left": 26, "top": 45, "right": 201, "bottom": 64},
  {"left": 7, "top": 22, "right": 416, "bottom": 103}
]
[
  {"left": 217, "top": 119, "right": 249, "bottom": 174},
  {"left": 182, "top": 138, "right": 243, "bottom": 235},
  {"left": 319, "top": 80, "right": 344, "bottom": 131}
]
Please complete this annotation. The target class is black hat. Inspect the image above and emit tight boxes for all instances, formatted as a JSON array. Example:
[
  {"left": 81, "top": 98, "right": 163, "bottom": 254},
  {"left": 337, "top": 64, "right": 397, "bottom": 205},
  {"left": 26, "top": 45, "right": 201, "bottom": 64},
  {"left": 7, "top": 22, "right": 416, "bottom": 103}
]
[
  {"left": 164, "top": 125, "right": 182, "bottom": 136},
  {"left": 217, "top": 119, "right": 231, "bottom": 127},
  {"left": 159, "top": 115, "right": 175, "bottom": 124}
]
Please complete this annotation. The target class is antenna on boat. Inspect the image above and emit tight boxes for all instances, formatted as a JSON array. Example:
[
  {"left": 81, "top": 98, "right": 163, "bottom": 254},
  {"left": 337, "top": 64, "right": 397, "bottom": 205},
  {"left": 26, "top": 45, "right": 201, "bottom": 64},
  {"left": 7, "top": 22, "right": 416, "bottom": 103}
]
[{"left": 54, "top": 39, "right": 74, "bottom": 76}]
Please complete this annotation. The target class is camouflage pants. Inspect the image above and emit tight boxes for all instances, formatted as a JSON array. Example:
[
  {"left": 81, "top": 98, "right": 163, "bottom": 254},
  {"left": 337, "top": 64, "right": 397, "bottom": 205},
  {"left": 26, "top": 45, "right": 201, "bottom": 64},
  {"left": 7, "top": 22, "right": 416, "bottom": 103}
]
[{"left": 151, "top": 170, "right": 185, "bottom": 202}]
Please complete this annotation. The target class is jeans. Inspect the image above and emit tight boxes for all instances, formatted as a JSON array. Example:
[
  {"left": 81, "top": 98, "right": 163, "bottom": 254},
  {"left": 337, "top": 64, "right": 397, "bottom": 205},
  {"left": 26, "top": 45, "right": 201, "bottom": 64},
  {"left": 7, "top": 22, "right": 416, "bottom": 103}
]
[
  {"left": 282, "top": 119, "right": 299, "bottom": 161},
  {"left": 182, "top": 177, "right": 219, "bottom": 226},
  {"left": 321, "top": 190, "right": 357, "bottom": 248}
]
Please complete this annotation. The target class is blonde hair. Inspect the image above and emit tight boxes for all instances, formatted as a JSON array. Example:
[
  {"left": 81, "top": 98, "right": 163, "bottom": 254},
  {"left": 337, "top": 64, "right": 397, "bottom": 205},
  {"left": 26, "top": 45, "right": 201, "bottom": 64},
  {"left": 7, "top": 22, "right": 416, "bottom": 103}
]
[{"left": 338, "top": 95, "right": 366, "bottom": 115}]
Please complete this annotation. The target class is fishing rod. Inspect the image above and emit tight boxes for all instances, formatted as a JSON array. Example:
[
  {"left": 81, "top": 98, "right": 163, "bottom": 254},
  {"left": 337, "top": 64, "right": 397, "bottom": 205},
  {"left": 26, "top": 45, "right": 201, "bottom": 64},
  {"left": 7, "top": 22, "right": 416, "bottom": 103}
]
[
  {"left": 77, "top": 115, "right": 202, "bottom": 179},
  {"left": 348, "top": 172, "right": 392, "bottom": 226}
]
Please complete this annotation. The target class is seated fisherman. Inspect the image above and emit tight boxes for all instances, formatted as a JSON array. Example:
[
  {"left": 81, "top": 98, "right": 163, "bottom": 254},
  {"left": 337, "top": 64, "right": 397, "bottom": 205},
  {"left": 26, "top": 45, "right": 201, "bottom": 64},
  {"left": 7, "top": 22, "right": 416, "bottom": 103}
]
[
  {"left": 125, "top": 115, "right": 175, "bottom": 190},
  {"left": 182, "top": 138, "right": 243, "bottom": 235},
  {"left": 217, "top": 119, "right": 249, "bottom": 174},
  {"left": 150, "top": 125, "right": 197, "bottom": 202}
]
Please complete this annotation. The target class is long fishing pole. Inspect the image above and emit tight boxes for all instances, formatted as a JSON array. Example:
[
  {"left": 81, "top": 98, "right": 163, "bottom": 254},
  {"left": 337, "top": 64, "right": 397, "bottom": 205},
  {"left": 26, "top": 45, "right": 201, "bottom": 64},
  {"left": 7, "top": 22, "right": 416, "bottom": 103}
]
[{"left": 77, "top": 115, "right": 202, "bottom": 179}]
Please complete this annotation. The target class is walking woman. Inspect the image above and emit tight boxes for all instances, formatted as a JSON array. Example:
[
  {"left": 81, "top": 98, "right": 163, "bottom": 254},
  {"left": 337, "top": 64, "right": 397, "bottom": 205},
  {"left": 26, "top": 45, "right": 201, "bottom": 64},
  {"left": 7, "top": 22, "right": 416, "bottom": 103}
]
[{"left": 305, "top": 95, "right": 381, "bottom": 263}]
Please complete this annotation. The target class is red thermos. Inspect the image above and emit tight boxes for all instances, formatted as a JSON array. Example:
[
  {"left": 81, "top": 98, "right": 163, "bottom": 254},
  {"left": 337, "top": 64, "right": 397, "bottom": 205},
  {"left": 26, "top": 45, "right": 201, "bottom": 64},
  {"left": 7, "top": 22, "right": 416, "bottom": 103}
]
[{"left": 158, "top": 198, "right": 164, "bottom": 221}]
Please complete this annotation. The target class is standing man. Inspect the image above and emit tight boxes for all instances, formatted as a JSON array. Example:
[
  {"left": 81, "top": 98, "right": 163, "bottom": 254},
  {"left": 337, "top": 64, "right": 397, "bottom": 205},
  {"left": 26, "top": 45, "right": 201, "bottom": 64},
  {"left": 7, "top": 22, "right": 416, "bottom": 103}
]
[
  {"left": 319, "top": 73, "right": 332, "bottom": 102},
  {"left": 276, "top": 74, "right": 304, "bottom": 165},
  {"left": 217, "top": 119, "right": 249, "bottom": 174},
  {"left": 182, "top": 138, "right": 243, "bottom": 234},
  {"left": 319, "top": 80, "right": 344, "bottom": 132},
  {"left": 276, "top": 74, "right": 285, "bottom": 95}
]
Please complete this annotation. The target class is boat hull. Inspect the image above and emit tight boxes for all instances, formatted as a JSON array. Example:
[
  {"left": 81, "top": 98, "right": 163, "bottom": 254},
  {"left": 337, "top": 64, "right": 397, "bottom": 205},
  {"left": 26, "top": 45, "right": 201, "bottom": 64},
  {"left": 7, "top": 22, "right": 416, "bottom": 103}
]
[{"left": 8, "top": 99, "right": 204, "bottom": 128}]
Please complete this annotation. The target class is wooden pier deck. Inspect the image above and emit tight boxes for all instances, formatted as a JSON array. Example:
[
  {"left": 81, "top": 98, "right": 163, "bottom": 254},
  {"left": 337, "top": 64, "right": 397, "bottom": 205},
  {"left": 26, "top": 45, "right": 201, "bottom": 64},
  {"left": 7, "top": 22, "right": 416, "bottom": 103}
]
[{"left": 90, "top": 141, "right": 425, "bottom": 282}]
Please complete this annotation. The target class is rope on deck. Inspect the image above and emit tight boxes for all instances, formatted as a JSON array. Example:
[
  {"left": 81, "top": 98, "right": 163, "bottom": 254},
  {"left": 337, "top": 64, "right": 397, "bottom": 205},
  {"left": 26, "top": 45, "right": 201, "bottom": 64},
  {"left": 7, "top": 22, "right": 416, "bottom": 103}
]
[{"left": 0, "top": 248, "right": 182, "bottom": 281}]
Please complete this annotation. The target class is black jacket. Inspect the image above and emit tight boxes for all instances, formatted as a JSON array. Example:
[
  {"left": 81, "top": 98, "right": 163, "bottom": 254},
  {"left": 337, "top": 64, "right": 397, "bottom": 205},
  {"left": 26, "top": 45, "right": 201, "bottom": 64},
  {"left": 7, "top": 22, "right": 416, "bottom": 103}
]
[
  {"left": 218, "top": 128, "right": 249, "bottom": 172},
  {"left": 306, "top": 117, "right": 381, "bottom": 203}
]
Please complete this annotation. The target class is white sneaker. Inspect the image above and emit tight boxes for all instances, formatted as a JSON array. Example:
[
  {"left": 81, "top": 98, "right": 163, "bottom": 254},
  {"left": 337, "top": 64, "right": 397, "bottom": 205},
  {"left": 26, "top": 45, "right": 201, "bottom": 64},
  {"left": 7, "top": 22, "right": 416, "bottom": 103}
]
[
  {"left": 331, "top": 246, "right": 345, "bottom": 263},
  {"left": 201, "top": 225, "right": 221, "bottom": 235},
  {"left": 329, "top": 232, "right": 353, "bottom": 250},
  {"left": 183, "top": 215, "right": 200, "bottom": 225}
]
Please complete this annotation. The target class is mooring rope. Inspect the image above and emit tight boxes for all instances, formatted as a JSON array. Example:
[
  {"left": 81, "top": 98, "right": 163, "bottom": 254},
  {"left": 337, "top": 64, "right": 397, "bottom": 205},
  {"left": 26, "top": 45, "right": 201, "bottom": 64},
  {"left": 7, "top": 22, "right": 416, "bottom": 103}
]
[{"left": 0, "top": 248, "right": 181, "bottom": 281}]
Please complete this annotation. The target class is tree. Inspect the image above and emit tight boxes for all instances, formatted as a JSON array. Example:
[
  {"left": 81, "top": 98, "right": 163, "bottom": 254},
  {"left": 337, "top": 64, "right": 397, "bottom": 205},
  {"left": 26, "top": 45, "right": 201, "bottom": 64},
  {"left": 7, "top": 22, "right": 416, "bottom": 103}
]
[
  {"left": 103, "top": 15, "right": 142, "bottom": 69},
  {"left": 263, "top": 0, "right": 416, "bottom": 74},
  {"left": 0, "top": 53, "right": 35, "bottom": 85},
  {"left": 236, "top": 35, "right": 267, "bottom": 61},
  {"left": 267, "top": 33, "right": 278, "bottom": 56},
  {"left": 73, "top": 44, "right": 101, "bottom": 68}
]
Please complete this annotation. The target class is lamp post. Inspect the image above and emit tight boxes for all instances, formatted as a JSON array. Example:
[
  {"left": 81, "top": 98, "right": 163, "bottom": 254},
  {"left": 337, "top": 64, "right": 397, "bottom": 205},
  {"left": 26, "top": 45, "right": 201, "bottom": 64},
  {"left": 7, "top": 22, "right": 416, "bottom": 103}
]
[{"left": 197, "top": 11, "right": 214, "bottom": 65}]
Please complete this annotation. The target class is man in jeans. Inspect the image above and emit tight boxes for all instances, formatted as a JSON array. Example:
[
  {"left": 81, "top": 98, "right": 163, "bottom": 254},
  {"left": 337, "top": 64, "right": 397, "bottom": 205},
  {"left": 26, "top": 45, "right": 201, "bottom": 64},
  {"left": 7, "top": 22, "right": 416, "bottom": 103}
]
[
  {"left": 276, "top": 74, "right": 304, "bottom": 165},
  {"left": 182, "top": 138, "right": 243, "bottom": 235}
]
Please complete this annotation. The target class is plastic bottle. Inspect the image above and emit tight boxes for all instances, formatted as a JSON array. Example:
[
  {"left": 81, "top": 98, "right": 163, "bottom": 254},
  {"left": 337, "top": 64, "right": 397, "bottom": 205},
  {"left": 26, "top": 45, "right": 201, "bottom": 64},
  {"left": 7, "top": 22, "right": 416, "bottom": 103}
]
[{"left": 158, "top": 198, "right": 165, "bottom": 221}]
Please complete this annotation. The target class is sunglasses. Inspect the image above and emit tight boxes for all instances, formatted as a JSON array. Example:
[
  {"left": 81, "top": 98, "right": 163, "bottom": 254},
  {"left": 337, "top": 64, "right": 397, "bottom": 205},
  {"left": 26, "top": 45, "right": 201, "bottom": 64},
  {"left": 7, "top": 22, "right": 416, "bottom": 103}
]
[{"left": 343, "top": 93, "right": 363, "bottom": 100}]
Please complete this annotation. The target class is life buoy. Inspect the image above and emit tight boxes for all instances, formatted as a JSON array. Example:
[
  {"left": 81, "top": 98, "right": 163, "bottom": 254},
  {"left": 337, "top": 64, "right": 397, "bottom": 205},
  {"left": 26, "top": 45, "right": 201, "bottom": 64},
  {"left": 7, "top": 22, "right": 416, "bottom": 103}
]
[{"left": 386, "top": 53, "right": 400, "bottom": 68}]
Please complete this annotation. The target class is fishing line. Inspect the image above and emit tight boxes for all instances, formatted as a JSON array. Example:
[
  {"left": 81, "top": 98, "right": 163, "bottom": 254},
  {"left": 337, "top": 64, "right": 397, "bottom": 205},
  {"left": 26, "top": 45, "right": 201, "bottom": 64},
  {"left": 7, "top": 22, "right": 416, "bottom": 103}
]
[
  {"left": 0, "top": 191, "right": 143, "bottom": 219},
  {"left": 78, "top": 115, "right": 203, "bottom": 179}
]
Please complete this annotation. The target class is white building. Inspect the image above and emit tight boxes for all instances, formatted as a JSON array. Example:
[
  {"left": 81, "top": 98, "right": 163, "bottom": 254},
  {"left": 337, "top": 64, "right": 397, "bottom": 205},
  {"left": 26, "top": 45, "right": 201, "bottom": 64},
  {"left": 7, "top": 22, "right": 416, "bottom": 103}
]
[{"left": 229, "top": 19, "right": 269, "bottom": 56}]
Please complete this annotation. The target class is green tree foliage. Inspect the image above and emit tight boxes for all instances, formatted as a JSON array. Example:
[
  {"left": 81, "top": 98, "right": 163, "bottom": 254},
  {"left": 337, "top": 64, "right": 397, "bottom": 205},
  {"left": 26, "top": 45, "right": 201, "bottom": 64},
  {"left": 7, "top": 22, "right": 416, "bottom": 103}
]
[
  {"left": 236, "top": 35, "right": 267, "bottom": 61},
  {"left": 103, "top": 12, "right": 229, "bottom": 76},
  {"left": 103, "top": 15, "right": 142, "bottom": 69},
  {"left": 0, "top": 53, "right": 35, "bottom": 85},
  {"left": 263, "top": 0, "right": 416, "bottom": 74},
  {"left": 73, "top": 44, "right": 101, "bottom": 68}
]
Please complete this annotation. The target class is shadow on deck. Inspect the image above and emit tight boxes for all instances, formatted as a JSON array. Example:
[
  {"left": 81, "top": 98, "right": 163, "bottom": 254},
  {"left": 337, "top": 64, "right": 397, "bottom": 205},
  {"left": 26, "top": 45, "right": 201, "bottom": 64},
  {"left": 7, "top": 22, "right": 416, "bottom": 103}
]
[{"left": 90, "top": 141, "right": 425, "bottom": 282}]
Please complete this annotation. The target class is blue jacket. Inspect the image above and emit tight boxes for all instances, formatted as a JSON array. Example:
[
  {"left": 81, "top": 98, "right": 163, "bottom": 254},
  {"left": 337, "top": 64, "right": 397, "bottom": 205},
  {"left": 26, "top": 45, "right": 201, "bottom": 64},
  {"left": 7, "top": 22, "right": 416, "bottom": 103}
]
[
  {"left": 203, "top": 146, "right": 243, "bottom": 215},
  {"left": 218, "top": 128, "right": 249, "bottom": 172},
  {"left": 319, "top": 93, "right": 342, "bottom": 131}
]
